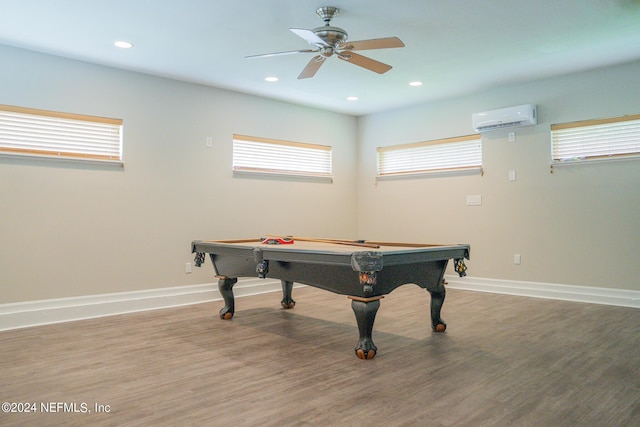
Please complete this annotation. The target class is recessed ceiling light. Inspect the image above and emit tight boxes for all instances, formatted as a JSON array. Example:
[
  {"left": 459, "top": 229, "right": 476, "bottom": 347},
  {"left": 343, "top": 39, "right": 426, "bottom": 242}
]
[
  {"left": 265, "top": 76, "right": 279, "bottom": 82},
  {"left": 409, "top": 81, "right": 423, "bottom": 87},
  {"left": 346, "top": 96, "right": 359, "bottom": 101},
  {"left": 114, "top": 41, "right": 133, "bottom": 49}
]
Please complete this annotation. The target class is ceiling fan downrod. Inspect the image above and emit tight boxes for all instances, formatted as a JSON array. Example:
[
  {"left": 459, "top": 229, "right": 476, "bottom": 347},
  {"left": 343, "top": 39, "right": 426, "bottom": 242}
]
[{"left": 313, "top": 6, "right": 347, "bottom": 47}]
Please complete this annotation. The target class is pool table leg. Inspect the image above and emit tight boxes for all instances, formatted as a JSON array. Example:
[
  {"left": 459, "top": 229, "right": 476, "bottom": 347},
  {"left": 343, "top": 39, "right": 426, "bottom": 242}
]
[
  {"left": 217, "top": 277, "right": 237, "bottom": 320},
  {"left": 280, "top": 280, "right": 296, "bottom": 309},
  {"left": 428, "top": 284, "right": 447, "bottom": 332},
  {"left": 349, "top": 297, "right": 381, "bottom": 359}
]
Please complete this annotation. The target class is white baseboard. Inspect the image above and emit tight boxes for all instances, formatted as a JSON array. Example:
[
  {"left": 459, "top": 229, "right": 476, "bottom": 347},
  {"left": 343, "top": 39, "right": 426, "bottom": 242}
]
[
  {"left": 2, "top": 276, "right": 638, "bottom": 332},
  {"left": 0, "top": 278, "right": 284, "bottom": 332},
  {"left": 445, "top": 275, "right": 640, "bottom": 309}
]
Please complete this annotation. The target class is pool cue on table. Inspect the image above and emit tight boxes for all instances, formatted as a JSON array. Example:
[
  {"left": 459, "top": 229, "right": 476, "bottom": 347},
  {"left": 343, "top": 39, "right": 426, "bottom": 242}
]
[{"left": 266, "top": 235, "right": 380, "bottom": 249}]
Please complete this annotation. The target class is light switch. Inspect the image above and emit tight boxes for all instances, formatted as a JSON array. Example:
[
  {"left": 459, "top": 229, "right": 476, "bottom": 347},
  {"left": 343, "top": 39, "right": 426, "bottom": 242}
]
[
  {"left": 466, "top": 195, "right": 482, "bottom": 206},
  {"left": 509, "top": 170, "right": 516, "bottom": 181}
]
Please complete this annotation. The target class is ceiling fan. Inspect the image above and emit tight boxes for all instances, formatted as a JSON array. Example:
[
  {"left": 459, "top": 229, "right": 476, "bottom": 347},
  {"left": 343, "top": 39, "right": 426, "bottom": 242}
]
[{"left": 246, "top": 6, "right": 405, "bottom": 79}]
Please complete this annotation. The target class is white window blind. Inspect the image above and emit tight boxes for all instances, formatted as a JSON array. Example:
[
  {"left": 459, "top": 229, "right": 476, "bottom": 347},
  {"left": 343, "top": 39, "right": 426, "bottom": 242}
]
[
  {"left": 0, "top": 104, "right": 123, "bottom": 163},
  {"left": 233, "top": 134, "right": 332, "bottom": 178},
  {"left": 377, "top": 134, "right": 482, "bottom": 177},
  {"left": 551, "top": 114, "right": 640, "bottom": 165}
]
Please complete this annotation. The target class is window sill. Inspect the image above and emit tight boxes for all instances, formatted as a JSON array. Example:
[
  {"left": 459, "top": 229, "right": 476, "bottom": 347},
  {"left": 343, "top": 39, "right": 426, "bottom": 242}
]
[
  {"left": 233, "top": 169, "right": 333, "bottom": 183},
  {"left": 376, "top": 166, "right": 483, "bottom": 181},
  {"left": 0, "top": 152, "right": 124, "bottom": 168}
]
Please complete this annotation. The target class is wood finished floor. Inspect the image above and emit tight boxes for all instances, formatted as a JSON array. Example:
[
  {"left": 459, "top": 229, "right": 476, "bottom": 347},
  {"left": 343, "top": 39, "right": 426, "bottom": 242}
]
[{"left": 1, "top": 286, "right": 639, "bottom": 426}]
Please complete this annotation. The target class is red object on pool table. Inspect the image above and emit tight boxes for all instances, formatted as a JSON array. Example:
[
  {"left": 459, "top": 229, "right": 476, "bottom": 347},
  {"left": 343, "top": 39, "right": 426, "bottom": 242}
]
[{"left": 260, "top": 237, "right": 294, "bottom": 245}]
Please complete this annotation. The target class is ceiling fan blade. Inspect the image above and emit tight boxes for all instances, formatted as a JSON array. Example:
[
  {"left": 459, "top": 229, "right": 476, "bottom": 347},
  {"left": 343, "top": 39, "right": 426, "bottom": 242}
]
[
  {"left": 337, "top": 51, "right": 392, "bottom": 74},
  {"left": 298, "top": 55, "right": 326, "bottom": 79},
  {"left": 245, "top": 49, "right": 318, "bottom": 59},
  {"left": 290, "top": 28, "right": 328, "bottom": 47},
  {"left": 338, "top": 37, "right": 405, "bottom": 51}
]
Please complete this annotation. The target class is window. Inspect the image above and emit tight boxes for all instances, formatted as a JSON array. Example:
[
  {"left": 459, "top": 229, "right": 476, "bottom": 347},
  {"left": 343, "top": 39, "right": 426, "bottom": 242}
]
[
  {"left": 551, "top": 113, "right": 640, "bottom": 167},
  {"left": 377, "top": 134, "right": 482, "bottom": 178},
  {"left": 232, "top": 134, "right": 332, "bottom": 179},
  {"left": 0, "top": 104, "right": 123, "bottom": 164}
]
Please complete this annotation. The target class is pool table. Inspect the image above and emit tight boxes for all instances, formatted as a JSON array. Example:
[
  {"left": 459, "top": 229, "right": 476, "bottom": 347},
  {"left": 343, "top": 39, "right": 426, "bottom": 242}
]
[{"left": 192, "top": 237, "right": 470, "bottom": 359}]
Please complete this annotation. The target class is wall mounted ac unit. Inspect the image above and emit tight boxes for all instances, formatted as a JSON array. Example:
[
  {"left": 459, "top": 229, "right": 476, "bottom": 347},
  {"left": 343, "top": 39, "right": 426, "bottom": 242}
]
[{"left": 472, "top": 104, "right": 537, "bottom": 132}]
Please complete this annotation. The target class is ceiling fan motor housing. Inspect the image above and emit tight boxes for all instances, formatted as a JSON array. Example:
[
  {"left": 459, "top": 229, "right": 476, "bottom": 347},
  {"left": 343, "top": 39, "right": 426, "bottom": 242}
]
[{"left": 313, "top": 25, "right": 348, "bottom": 47}]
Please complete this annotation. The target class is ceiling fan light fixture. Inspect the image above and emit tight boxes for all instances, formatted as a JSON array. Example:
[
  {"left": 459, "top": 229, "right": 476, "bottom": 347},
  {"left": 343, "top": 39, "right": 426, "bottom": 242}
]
[
  {"left": 346, "top": 96, "right": 359, "bottom": 101},
  {"left": 265, "top": 76, "right": 279, "bottom": 82},
  {"left": 409, "top": 81, "right": 423, "bottom": 86}
]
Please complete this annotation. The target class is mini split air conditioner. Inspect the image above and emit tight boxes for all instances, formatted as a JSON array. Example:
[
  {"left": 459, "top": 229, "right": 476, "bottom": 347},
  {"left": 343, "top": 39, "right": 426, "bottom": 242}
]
[{"left": 472, "top": 104, "right": 537, "bottom": 133}]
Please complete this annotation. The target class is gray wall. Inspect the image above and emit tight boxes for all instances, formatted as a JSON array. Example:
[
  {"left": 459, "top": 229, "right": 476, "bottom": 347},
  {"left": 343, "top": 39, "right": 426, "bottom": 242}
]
[
  {"left": 357, "top": 60, "right": 640, "bottom": 290},
  {"left": 0, "top": 45, "right": 358, "bottom": 303}
]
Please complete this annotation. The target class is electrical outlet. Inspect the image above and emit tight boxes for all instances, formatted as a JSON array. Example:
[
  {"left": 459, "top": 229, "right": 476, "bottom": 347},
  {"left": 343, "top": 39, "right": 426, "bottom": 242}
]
[
  {"left": 509, "top": 170, "right": 516, "bottom": 181},
  {"left": 205, "top": 137, "right": 213, "bottom": 148},
  {"left": 508, "top": 132, "right": 516, "bottom": 142},
  {"left": 514, "top": 254, "right": 521, "bottom": 265}
]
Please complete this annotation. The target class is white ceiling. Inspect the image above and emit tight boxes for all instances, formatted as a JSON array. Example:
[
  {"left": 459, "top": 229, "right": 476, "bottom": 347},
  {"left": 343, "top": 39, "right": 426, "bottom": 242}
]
[{"left": 2, "top": 0, "right": 640, "bottom": 116}]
